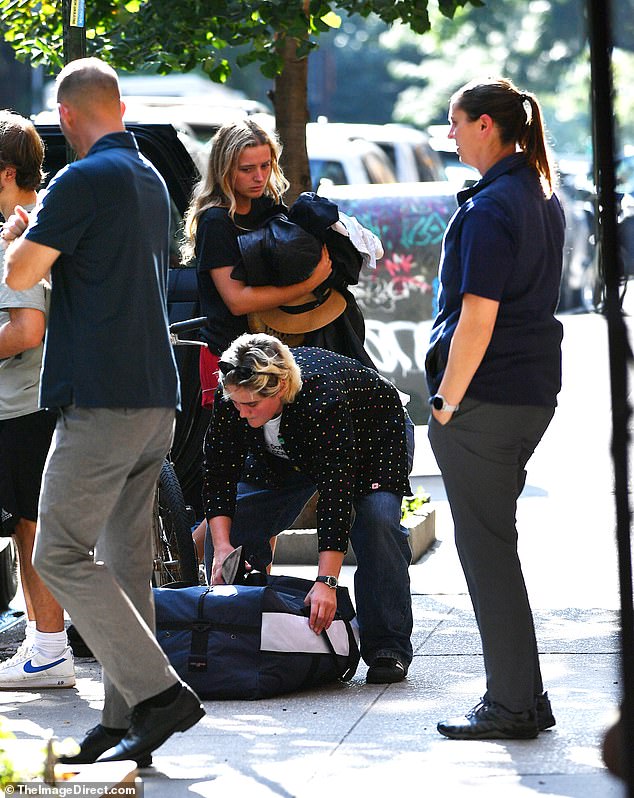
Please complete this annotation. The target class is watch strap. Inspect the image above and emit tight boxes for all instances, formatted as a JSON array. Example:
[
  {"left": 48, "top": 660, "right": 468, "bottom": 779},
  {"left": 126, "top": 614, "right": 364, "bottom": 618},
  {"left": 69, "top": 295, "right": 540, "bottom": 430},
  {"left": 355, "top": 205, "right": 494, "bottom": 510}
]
[
  {"left": 315, "top": 575, "right": 338, "bottom": 589},
  {"left": 431, "top": 394, "right": 459, "bottom": 412}
]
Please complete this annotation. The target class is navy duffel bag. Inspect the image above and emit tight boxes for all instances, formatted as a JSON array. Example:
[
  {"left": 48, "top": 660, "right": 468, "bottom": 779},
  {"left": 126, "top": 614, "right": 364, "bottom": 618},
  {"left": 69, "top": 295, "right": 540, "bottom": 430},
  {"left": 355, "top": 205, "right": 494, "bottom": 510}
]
[{"left": 153, "top": 574, "right": 360, "bottom": 699}]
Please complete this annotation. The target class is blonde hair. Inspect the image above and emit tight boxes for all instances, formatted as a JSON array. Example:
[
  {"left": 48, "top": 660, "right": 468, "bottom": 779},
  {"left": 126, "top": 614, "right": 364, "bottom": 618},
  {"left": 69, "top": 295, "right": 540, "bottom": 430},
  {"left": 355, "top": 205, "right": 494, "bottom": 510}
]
[
  {"left": 181, "top": 119, "right": 289, "bottom": 263},
  {"left": 219, "top": 333, "right": 302, "bottom": 405},
  {"left": 451, "top": 77, "right": 557, "bottom": 196}
]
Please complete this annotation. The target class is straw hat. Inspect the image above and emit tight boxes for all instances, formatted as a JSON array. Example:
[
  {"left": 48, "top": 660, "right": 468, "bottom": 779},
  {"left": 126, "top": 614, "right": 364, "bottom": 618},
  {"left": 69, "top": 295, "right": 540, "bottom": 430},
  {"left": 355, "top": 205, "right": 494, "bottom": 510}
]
[{"left": 248, "top": 285, "right": 347, "bottom": 335}]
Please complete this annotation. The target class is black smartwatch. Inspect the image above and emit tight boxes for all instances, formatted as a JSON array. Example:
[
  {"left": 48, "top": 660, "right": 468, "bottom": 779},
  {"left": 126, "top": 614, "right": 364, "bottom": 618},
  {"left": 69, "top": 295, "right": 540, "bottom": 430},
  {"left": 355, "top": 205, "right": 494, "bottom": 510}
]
[
  {"left": 430, "top": 394, "right": 459, "bottom": 412},
  {"left": 315, "top": 575, "right": 338, "bottom": 589}
]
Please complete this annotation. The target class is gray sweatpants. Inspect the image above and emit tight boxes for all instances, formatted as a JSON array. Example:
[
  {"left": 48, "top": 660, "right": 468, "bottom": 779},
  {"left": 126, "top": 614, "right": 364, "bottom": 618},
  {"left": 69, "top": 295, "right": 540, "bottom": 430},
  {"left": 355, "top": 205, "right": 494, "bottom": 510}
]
[
  {"left": 34, "top": 405, "right": 180, "bottom": 728},
  {"left": 428, "top": 397, "right": 555, "bottom": 713}
]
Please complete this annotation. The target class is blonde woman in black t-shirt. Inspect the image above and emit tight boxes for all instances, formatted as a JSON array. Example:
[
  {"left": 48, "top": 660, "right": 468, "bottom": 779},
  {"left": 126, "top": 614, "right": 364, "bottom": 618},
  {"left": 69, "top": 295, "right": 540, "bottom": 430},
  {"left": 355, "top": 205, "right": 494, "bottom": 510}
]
[{"left": 182, "top": 119, "right": 331, "bottom": 409}]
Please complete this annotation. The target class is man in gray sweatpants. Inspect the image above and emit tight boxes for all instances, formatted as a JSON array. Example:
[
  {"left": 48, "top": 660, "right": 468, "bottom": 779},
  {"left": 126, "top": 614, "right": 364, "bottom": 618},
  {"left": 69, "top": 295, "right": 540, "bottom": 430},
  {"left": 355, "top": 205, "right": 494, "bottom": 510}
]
[{"left": 3, "top": 57, "right": 205, "bottom": 767}]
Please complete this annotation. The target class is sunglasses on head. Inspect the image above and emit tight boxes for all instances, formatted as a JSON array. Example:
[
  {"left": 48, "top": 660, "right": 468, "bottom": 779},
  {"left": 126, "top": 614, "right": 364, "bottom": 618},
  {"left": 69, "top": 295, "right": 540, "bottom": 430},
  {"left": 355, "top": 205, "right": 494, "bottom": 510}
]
[{"left": 218, "top": 360, "right": 278, "bottom": 382}]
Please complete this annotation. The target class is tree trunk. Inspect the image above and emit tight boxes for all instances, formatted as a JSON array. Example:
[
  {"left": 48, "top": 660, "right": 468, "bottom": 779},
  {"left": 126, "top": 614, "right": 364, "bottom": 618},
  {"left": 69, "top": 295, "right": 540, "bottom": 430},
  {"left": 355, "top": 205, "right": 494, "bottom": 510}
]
[{"left": 272, "top": 36, "right": 312, "bottom": 205}]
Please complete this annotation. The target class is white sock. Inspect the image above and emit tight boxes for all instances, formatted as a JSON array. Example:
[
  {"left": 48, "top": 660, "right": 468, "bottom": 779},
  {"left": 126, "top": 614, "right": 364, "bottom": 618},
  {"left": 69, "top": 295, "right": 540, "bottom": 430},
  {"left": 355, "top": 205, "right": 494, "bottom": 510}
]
[
  {"left": 33, "top": 629, "right": 68, "bottom": 659},
  {"left": 24, "top": 620, "right": 36, "bottom": 645}
]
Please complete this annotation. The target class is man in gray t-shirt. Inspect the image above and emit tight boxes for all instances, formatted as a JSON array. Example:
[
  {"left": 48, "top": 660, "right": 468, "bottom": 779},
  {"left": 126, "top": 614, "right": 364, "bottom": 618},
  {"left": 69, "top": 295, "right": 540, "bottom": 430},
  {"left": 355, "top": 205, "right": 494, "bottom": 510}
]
[{"left": 0, "top": 111, "right": 74, "bottom": 689}]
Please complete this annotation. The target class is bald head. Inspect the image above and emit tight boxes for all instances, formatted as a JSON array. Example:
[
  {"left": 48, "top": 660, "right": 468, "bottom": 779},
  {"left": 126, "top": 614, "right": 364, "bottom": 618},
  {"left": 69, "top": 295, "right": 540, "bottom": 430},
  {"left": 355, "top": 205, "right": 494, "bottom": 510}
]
[
  {"left": 56, "top": 57, "right": 121, "bottom": 114},
  {"left": 55, "top": 57, "right": 125, "bottom": 157}
]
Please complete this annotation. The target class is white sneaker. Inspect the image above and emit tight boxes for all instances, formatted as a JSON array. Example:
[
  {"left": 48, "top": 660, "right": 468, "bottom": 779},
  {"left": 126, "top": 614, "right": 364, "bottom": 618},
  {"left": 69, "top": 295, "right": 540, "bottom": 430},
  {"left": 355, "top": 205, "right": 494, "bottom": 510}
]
[{"left": 0, "top": 643, "right": 75, "bottom": 689}]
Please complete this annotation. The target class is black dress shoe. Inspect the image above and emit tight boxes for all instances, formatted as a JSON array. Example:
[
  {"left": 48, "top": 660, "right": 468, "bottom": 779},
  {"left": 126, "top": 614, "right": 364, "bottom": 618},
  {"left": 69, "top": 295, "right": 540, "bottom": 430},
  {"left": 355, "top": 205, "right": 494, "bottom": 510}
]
[
  {"left": 97, "top": 684, "right": 205, "bottom": 765},
  {"left": 57, "top": 724, "right": 152, "bottom": 768},
  {"left": 366, "top": 657, "right": 407, "bottom": 684},
  {"left": 536, "top": 691, "right": 556, "bottom": 731},
  {"left": 437, "top": 699, "right": 539, "bottom": 740}
]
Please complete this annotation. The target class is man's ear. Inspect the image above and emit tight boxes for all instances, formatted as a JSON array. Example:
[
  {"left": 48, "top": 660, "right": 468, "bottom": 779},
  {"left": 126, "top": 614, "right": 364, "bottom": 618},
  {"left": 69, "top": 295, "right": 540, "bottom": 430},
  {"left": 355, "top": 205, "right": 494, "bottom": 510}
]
[
  {"left": 2, "top": 166, "right": 16, "bottom": 182},
  {"left": 58, "top": 102, "right": 71, "bottom": 127}
]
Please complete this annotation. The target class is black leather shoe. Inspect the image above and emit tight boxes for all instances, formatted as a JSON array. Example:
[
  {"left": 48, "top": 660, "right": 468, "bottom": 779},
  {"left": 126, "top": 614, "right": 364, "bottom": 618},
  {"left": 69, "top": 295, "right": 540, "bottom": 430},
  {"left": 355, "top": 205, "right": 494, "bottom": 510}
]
[
  {"left": 97, "top": 684, "right": 205, "bottom": 765},
  {"left": 437, "top": 699, "right": 539, "bottom": 740},
  {"left": 58, "top": 724, "right": 152, "bottom": 768},
  {"left": 536, "top": 691, "right": 556, "bottom": 731},
  {"left": 366, "top": 657, "right": 407, "bottom": 684}
]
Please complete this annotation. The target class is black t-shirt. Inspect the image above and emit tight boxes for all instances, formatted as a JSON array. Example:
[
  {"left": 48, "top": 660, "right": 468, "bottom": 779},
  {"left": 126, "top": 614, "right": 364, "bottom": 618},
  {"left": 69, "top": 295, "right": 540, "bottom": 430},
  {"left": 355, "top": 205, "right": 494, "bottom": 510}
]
[{"left": 195, "top": 197, "right": 285, "bottom": 354}]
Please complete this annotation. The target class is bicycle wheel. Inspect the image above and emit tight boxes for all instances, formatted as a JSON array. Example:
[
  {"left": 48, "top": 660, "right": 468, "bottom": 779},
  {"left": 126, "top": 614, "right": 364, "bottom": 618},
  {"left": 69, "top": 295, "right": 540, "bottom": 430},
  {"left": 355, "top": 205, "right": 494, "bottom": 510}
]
[{"left": 152, "top": 460, "right": 199, "bottom": 586}]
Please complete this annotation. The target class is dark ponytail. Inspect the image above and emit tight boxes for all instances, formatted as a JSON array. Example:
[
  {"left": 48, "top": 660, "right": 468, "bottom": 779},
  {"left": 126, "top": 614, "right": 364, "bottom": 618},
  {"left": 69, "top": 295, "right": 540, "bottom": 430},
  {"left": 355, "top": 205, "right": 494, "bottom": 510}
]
[{"left": 451, "top": 78, "right": 556, "bottom": 196}]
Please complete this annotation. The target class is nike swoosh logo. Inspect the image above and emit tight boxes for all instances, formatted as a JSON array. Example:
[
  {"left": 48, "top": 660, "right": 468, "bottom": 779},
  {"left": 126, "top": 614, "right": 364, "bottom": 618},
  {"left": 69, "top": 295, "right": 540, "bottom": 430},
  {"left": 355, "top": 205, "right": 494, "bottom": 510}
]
[{"left": 24, "top": 658, "right": 66, "bottom": 673}]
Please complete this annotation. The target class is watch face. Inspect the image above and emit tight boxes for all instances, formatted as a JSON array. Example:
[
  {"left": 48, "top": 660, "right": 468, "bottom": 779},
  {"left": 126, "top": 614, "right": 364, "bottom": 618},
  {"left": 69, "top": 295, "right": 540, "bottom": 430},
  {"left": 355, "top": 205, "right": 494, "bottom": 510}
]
[{"left": 432, "top": 395, "right": 443, "bottom": 410}]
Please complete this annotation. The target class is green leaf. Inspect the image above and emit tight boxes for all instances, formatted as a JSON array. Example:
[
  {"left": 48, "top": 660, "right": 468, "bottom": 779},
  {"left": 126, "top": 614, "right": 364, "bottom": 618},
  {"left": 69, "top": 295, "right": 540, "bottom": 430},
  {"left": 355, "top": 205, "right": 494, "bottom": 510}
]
[{"left": 320, "top": 10, "right": 341, "bottom": 28}]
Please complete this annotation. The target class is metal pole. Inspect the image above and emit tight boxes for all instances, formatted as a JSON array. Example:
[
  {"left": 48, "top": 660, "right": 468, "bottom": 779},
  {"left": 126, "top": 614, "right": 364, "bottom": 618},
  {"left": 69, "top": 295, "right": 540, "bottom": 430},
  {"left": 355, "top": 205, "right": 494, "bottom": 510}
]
[
  {"left": 61, "top": 0, "right": 86, "bottom": 163},
  {"left": 62, "top": 0, "right": 86, "bottom": 65},
  {"left": 587, "top": 0, "right": 634, "bottom": 792}
]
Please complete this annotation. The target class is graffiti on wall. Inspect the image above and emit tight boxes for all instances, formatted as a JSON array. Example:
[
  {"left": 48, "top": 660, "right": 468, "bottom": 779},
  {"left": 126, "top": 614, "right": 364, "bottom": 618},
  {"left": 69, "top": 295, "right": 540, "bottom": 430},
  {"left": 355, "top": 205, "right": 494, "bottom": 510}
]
[{"left": 328, "top": 186, "right": 457, "bottom": 421}]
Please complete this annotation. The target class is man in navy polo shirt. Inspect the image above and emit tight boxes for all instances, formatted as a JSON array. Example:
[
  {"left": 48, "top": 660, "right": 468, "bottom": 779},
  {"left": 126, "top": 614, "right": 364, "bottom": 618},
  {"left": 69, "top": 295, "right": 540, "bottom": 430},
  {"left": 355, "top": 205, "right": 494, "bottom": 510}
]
[{"left": 4, "top": 57, "right": 204, "bottom": 766}]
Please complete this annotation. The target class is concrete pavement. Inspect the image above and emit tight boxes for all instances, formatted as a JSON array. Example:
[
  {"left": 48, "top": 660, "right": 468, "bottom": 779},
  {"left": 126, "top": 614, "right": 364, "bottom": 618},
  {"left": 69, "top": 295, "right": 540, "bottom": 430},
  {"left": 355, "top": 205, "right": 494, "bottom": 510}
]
[{"left": 0, "top": 307, "right": 628, "bottom": 796}]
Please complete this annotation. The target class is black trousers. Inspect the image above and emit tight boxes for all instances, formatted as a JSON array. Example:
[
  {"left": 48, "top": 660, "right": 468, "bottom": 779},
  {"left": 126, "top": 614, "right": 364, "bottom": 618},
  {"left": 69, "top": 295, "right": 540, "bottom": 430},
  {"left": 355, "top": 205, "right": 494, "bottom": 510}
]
[{"left": 429, "top": 397, "right": 555, "bottom": 712}]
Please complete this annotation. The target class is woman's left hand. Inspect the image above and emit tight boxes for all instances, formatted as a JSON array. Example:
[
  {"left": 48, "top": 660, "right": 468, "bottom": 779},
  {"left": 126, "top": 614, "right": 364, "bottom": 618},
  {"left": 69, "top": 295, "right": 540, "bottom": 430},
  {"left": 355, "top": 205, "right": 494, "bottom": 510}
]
[{"left": 432, "top": 407, "right": 455, "bottom": 426}]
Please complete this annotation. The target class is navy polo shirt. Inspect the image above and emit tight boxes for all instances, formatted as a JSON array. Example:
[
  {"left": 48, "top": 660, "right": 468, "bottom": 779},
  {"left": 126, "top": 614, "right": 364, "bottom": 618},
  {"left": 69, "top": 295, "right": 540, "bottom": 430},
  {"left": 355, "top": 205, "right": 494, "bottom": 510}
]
[
  {"left": 426, "top": 153, "right": 564, "bottom": 406},
  {"left": 26, "top": 131, "right": 180, "bottom": 409}
]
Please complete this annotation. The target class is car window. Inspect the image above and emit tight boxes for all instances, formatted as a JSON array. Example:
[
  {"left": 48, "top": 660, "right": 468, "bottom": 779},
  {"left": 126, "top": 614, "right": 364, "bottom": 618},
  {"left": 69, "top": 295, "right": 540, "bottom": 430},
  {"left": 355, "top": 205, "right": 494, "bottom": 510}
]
[
  {"left": 378, "top": 142, "right": 398, "bottom": 172},
  {"left": 363, "top": 150, "right": 397, "bottom": 184},
  {"left": 310, "top": 158, "right": 349, "bottom": 189},
  {"left": 413, "top": 144, "right": 444, "bottom": 182}
]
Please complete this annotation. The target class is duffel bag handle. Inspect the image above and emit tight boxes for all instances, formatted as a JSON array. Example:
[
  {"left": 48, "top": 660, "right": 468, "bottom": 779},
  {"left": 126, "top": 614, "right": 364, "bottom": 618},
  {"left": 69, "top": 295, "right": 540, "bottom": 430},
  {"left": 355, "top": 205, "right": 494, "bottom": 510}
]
[{"left": 321, "top": 620, "right": 360, "bottom": 682}]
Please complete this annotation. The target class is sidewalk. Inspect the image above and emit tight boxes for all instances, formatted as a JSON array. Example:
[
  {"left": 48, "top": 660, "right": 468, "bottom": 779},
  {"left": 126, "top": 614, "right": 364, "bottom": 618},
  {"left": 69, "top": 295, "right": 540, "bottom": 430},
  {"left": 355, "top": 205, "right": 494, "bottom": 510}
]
[{"left": 0, "top": 308, "right": 627, "bottom": 797}]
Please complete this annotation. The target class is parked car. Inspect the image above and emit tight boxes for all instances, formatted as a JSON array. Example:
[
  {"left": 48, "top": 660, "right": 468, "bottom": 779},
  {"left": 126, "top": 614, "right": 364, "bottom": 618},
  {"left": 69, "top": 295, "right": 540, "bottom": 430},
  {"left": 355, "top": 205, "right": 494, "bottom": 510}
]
[
  {"left": 123, "top": 101, "right": 275, "bottom": 149},
  {"left": 308, "top": 121, "right": 446, "bottom": 183},
  {"left": 306, "top": 127, "right": 398, "bottom": 190}
]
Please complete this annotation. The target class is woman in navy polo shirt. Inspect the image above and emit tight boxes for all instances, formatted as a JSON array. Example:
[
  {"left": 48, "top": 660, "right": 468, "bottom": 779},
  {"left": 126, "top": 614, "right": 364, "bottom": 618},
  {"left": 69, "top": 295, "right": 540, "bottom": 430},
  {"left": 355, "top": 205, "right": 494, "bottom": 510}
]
[{"left": 426, "top": 78, "right": 565, "bottom": 740}]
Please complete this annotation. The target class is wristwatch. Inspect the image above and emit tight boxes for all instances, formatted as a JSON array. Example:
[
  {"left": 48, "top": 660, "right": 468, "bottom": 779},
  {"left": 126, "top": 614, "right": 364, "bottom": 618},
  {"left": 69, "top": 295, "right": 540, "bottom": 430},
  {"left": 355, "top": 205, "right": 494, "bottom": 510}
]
[
  {"left": 430, "top": 394, "right": 460, "bottom": 412},
  {"left": 315, "top": 575, "right": 339, "bottom": 589}
]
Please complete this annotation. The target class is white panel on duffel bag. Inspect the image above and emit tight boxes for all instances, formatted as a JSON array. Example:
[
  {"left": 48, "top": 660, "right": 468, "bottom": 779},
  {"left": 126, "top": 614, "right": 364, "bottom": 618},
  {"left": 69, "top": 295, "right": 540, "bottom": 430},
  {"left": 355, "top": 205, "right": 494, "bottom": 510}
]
[{"left": 261, "top": 613, "right": 357, "bottom": 656}]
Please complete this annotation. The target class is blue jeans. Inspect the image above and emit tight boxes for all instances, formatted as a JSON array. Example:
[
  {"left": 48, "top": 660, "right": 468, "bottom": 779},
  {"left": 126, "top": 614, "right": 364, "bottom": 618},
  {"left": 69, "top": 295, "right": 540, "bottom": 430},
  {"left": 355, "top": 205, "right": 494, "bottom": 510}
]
[{"left": 205, "top": 470, "right": 413, "bottom": 667}]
